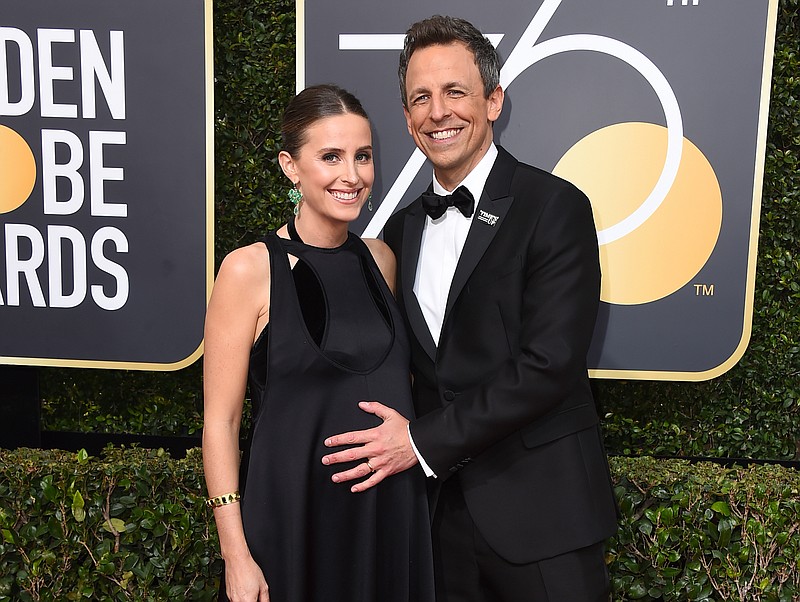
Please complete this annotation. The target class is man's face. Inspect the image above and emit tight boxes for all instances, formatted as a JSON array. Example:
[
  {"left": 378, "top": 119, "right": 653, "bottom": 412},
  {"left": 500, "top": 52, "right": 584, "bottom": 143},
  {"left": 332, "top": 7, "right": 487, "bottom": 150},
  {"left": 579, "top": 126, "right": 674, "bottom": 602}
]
[{"left": 403, "top": 42, "right": 503, "bottom": 190}]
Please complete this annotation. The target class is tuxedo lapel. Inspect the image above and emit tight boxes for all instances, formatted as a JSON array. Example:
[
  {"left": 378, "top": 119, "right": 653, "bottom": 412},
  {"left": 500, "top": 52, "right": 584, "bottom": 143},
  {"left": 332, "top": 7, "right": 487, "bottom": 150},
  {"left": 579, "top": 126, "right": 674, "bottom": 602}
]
[
  {"left": 443, "top": 148, "right": 518, "bottom": 323},
  {"left": 401, "top": 205, "right": 437, "bottom": 361}
]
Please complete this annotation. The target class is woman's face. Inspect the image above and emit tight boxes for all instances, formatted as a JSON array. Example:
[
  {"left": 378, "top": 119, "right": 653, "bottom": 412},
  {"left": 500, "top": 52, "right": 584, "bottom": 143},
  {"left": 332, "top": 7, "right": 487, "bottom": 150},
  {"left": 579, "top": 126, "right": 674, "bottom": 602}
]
[{"left": 282, "top": 113, "right": 374, "bottom": 225}]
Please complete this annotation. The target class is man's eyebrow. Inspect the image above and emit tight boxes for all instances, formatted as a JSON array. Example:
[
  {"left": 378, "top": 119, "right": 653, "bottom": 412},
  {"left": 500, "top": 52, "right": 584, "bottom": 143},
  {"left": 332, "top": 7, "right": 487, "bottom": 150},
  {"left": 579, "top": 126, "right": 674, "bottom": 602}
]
[
  {"left": 409, "top": 81, "right": 468, "bottom": 97},
  {"left": 407, "top": 85, "right": 431, "bottom": 98}
]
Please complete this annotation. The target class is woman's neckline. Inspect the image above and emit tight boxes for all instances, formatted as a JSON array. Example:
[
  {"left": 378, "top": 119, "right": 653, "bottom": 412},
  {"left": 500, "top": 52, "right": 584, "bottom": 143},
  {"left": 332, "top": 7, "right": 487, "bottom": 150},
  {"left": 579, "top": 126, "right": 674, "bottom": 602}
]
[{"left": 286, "top": 217, "right": 350, "bottom": 250}]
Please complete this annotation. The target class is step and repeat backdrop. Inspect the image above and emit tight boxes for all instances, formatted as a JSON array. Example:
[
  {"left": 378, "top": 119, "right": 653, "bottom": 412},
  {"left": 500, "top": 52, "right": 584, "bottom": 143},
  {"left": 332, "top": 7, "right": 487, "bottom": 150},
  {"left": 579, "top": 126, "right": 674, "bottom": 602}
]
[
  {"left": 0, "top": 0, "right": 213, "bottom": 369},
  {"left": 299, "top": 0, "right": 778, "bottom": 380},
  {"left": 1, "top": 0, "right": 779, "bottom": 379}
]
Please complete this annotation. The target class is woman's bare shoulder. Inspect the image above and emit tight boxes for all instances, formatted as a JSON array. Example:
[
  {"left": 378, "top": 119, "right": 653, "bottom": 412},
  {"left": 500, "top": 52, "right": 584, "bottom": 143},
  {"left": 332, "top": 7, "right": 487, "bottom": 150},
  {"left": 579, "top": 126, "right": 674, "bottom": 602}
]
[
  {"left": 362, "top": 238, "right": 397, "bottom": 293},
  {"left": 362, "top": 238, "right": 394, "bottom": 263},
  {"left": 218, "top": 241, "right": 270, "bottom": 284}
]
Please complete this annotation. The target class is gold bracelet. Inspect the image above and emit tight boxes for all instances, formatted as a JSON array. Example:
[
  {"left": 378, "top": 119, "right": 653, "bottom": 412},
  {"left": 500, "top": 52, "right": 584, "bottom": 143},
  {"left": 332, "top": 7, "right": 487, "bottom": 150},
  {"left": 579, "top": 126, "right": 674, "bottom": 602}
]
[{"left": 206, "top": 491, "right": 241, "bottom": 508}]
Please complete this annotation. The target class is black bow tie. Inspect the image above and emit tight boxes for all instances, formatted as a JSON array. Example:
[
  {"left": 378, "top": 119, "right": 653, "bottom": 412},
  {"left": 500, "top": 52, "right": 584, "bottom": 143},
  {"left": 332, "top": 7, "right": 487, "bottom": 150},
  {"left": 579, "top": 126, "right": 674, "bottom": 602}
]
[{"left": 420, "top": 186, "right": 475, "bottom": 220}]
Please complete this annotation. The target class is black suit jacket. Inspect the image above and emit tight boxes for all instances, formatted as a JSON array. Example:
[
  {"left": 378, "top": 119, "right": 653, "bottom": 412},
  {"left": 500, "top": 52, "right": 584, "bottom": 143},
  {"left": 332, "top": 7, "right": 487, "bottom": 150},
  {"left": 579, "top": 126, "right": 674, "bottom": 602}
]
[{"left": 384, "top": 146, "right": 618, "bottom": 564}]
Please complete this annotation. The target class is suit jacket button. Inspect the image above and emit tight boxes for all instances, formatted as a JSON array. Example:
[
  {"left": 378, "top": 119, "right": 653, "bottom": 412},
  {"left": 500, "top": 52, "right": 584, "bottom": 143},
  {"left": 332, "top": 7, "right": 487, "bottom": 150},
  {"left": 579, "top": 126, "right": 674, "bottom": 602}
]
[{"left": 443, "top": 390, "right": 456, "bottom": 401}]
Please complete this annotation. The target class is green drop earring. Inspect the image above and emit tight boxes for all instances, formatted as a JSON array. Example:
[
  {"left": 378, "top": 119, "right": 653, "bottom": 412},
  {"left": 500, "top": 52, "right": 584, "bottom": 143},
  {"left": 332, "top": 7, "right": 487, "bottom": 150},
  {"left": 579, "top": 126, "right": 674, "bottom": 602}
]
[{"left": 288, "top": 185, "right": 302, "bottom": 215}]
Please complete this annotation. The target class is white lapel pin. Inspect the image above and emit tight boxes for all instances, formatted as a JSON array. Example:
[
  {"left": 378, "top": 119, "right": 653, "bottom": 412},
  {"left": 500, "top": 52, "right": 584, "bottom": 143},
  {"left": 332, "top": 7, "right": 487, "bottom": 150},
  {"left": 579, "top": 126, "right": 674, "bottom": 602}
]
[{"left": 477, "top": 209, "right": 499, "bottom": 226}]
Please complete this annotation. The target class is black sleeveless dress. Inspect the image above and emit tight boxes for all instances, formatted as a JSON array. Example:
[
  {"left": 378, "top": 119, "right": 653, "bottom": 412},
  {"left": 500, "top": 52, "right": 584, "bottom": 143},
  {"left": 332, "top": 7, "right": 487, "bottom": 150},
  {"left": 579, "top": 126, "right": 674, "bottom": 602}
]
[{"left": 222, "top": 223, "right": 435, "bottom": 601}]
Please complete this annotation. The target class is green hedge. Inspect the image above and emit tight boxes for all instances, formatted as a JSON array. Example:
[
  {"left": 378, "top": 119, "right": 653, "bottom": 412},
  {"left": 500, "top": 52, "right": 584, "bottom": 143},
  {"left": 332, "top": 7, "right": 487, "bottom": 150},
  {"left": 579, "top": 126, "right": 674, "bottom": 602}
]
[
  {"left": 609, "top": 457, "right": 800, "bottom": 601},
  {"left": 1, "top": 449, "right": 798, "bottom": 601},
  {"left": 37, "top": 0, "right": 800, "bottom": 462},
  {"left": 0, "top": 448, "right": 218, "bottom": 601}
]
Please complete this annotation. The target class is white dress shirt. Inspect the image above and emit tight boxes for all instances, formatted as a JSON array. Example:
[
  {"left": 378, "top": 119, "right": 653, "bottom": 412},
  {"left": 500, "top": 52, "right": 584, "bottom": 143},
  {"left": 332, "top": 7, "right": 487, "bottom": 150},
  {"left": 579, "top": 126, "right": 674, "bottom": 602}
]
[
  {"left": 409, "top": 144, "right": 499, "bottom": 477},
  {"left": 413, "top": 144, "right": 498, "bottom": 343}
]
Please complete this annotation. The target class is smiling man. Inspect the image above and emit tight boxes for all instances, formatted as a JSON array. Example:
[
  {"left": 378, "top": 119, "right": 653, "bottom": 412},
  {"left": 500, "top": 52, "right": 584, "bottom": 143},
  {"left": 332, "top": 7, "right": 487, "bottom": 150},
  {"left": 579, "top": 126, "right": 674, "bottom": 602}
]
[{"left": 322, "top": 15, "right": 619, "bottom": 601}]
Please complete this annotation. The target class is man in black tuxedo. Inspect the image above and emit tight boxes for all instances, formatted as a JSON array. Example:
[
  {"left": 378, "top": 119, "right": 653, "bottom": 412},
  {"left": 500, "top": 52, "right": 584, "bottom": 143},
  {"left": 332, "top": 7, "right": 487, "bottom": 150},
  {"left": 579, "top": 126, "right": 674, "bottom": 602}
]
[{"left": 323, "top": 15, "right": 618, "bottom": 600}]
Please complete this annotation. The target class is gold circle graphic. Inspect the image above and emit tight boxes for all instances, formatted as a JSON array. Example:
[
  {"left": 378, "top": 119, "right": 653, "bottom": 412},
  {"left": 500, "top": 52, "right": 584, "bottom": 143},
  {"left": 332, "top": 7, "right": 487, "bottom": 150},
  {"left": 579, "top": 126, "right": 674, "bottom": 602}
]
[
  {"left": 0, "top": 124, "right": 37, "bottom": 214},
  {"left": 554, "top": 122, "right": 722, "bottom": 305}
]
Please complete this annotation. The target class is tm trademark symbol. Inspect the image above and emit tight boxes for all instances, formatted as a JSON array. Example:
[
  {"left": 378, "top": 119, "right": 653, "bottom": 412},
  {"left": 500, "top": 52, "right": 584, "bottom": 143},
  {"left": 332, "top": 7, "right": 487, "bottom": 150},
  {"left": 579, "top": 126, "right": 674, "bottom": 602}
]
[{"left": 693, "top": 284, "right": 715, "bottom": 296}]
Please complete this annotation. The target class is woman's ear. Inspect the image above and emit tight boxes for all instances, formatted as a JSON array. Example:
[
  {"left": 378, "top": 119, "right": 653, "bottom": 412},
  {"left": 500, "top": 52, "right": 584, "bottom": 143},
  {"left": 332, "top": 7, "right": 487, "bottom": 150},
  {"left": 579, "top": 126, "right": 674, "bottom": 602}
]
[{"left": 278, "top": 150, "right": 297, "bottom": 182}]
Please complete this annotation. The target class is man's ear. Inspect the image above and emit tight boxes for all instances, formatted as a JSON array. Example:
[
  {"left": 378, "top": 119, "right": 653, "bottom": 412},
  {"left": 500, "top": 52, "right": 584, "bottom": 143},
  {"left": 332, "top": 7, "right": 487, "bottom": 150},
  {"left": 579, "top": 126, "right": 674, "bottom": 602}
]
[
  {"left": 403, "top": 105, "right": 413, "bottom": 136},
  {"left": 487, "top": 85, "right": 504, "bottom": 123},
  {"left": 278, "top": 150, "right": 297, "bottom": 182}
]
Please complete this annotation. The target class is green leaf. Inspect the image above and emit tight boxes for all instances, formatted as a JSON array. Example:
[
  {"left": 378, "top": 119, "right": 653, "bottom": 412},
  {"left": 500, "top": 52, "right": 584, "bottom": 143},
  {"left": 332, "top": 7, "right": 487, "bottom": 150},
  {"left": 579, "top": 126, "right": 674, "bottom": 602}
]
[
  {"left": 102, "top": 518, "right": 127, "bottom": 534},
  {"left": 71, "top": 490, "right": 86, "bottom": 523}
]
